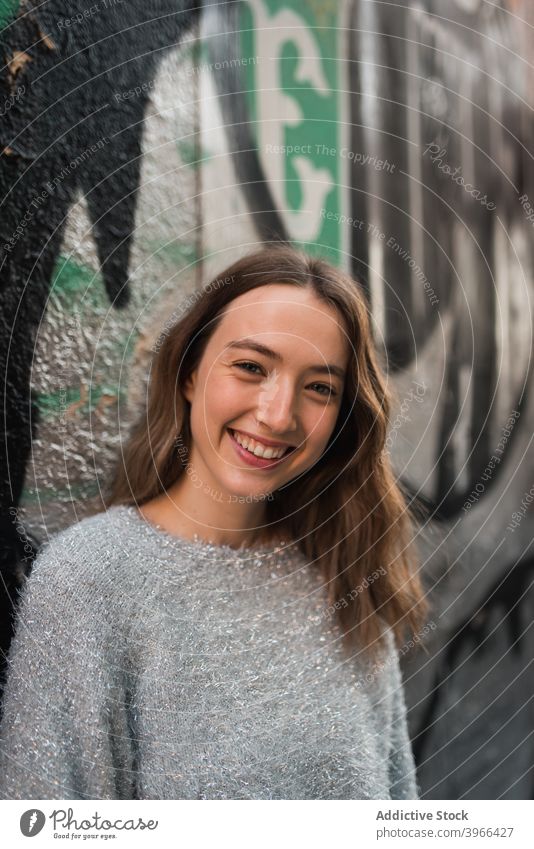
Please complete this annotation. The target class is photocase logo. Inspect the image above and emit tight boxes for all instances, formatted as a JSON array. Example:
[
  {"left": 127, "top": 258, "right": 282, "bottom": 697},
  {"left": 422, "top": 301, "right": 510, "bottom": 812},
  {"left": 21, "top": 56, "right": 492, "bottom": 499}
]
[{"left": 20, "top": 809, "right": 46, "bottom": 836}]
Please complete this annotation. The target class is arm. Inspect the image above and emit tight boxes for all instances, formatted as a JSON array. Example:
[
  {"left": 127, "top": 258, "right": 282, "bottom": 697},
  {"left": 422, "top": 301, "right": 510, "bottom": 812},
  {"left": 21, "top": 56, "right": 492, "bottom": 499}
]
[
  {"left": 387, "top": 648, "right": 420, "bottom": 800},
  {"left": 0, "top": 541, "right": 136, "bottom": 800}
]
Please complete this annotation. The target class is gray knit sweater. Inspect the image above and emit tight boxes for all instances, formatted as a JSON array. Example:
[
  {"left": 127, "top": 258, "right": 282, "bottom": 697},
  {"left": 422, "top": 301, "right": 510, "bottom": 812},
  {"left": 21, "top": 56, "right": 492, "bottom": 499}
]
[{"left": 0, "top": 505, "right": 419, "bottom": 800}]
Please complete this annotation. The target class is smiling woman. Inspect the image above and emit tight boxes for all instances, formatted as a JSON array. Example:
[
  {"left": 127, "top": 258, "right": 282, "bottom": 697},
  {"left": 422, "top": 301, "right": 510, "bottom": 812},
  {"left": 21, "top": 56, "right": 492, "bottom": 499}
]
[
  {"left": 0, "top": 244, "right": 429, "bottom": 801},
  {"left": 136, "top": 278, "right": 352, "bottom": 550}
]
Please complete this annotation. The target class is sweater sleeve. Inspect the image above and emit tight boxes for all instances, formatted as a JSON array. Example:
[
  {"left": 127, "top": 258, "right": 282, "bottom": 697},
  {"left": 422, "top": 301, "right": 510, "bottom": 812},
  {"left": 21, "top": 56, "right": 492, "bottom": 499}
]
[
  {"left": 0, "top": 540, "right": 136, "bottom": 800},
  {"left": 387, "top": 646, "right": 420, "bottom": 800}
]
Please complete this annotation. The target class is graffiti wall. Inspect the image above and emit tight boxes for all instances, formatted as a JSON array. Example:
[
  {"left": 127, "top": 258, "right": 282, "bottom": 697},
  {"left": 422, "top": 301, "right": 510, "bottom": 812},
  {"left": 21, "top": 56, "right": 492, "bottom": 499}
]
[{"left": 1, "top": 0, "right": 533, "bottom": 798}]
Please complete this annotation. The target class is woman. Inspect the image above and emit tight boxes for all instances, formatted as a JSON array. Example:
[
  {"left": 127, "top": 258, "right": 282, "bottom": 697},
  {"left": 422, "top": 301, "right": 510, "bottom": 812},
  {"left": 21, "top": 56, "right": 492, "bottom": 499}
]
[{"left": 0, "top": 244, "right": 428, "bottom": 800}]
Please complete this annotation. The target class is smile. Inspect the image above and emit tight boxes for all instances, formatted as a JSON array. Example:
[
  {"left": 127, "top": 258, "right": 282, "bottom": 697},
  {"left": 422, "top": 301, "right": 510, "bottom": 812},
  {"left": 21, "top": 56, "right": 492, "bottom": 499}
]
[{"left": 228, "top": 428, "right": 296, "bottom": 468}]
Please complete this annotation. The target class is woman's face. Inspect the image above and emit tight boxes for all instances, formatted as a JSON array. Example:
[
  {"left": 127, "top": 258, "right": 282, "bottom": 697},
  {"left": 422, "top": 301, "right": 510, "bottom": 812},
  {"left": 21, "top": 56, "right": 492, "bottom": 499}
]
[{"left": 182, "top": 283, "right": 350, "bottom": 501}]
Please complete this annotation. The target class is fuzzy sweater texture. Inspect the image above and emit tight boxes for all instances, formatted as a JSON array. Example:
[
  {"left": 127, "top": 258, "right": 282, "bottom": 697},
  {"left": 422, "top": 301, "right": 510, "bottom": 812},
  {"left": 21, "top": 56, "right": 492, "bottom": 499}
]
[{"left": 0, "top": 505, "right": 419, "bottom": 800}]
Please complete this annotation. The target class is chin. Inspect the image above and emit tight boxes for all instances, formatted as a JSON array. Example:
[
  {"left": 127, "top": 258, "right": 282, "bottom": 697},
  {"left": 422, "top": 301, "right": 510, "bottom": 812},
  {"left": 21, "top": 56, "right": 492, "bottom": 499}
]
[{"left": 222, "top": 481, "right": 272, "bottom": 503}]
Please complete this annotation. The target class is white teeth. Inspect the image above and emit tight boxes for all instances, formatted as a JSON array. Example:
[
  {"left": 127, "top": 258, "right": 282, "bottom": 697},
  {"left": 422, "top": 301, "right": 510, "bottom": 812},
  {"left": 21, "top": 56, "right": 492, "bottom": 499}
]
[{"left": 232, "top": 430, "right": 287, "bottom": 460}]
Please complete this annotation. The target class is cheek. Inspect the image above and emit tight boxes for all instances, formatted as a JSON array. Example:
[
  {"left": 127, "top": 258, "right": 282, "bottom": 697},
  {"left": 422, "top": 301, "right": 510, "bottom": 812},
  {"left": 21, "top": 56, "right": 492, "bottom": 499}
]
[
  {"left": 200, "top": 389, "right": 240, "bottom": 439},
  {"left": 305, "top": 407, "right": 339, "bottom": 447},
  {"left": 207, "top": 373, "right": 252, "bottom": 418}
]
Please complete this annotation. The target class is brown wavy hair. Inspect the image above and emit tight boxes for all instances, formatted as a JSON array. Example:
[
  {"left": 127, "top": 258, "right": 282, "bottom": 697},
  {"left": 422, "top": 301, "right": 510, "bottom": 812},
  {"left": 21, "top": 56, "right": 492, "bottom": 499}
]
[{"left": 104, "top": 244, "right": 429, "bottom": 661}]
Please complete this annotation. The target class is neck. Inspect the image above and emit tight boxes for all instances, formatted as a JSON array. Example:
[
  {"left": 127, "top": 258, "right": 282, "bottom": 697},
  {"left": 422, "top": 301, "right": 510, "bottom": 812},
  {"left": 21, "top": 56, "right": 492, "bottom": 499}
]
[{"left": 142, "top": 472, "right": 277, "bottom": 549}]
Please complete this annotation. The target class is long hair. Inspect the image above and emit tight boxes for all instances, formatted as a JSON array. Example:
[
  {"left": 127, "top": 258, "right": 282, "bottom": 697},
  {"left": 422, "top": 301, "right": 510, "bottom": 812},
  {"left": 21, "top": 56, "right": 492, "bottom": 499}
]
[{"left": 104, "top": 244, "right": 429, "bottom": 661}]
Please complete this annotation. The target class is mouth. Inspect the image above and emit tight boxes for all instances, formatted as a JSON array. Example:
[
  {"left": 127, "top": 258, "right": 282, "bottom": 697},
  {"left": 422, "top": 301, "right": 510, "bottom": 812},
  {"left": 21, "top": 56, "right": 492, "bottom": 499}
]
[{"left": 227, "top": 428, "right": 297, "bottom": 469}]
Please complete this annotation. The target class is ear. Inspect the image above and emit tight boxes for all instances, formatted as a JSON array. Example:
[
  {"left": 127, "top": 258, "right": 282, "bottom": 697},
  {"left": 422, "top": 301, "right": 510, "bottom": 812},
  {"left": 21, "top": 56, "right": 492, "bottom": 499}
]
[{"left": 182, "top": 370, "right": 197, "bottom": 404}]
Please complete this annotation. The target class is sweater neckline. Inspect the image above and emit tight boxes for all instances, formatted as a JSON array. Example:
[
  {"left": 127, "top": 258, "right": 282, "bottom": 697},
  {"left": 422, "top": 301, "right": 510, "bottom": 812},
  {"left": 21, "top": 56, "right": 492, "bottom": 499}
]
[{"left": 116, "top": 504, "right": 298, "bottom": 562}]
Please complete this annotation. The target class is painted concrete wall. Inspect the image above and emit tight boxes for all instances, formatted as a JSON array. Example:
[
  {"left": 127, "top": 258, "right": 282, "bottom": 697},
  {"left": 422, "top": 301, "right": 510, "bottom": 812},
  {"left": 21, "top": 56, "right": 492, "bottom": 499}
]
[{"left": 1, "top": 0, "right": 533, "bottom": 798}]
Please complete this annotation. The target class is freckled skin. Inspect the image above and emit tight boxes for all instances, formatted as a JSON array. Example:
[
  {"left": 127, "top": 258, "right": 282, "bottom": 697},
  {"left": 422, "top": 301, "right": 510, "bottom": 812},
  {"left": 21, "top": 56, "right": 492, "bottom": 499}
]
[{"left": 141, "top": 284, "right": 349, "bottom": 547}]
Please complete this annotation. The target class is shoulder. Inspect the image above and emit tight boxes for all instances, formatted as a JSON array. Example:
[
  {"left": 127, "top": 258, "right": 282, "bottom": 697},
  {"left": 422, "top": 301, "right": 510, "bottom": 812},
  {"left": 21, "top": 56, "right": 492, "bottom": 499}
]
[
  {"left": 21, "top": 506, "right": 147, "bottom": 618},
  {"left": 377, "top": 622, "right": 404, "bottom": 683},
  {"left": 357, "top": 620, "right": 405, "bottom": 705},
  {"left": 38, "top": 504, "right": 127, "bottom": 555}
]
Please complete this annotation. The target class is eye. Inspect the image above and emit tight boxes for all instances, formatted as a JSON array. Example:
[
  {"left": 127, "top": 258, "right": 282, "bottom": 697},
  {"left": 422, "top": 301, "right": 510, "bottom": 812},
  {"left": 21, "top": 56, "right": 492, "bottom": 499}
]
[
  {"left": 234, "top": 362, "right": 337, "bottom": 399},
  {"left": 234, "top": 361, "right": 264, "bottom": 375},
  {"left": 310, "top": 383, "right": 337, "bottom": 398}
]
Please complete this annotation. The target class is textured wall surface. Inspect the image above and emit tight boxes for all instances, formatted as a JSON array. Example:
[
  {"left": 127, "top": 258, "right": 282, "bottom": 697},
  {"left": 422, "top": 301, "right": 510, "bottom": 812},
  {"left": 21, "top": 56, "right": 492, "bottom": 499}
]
[{"left": 1, "top": 0, "right": 533, "bottom": 799}]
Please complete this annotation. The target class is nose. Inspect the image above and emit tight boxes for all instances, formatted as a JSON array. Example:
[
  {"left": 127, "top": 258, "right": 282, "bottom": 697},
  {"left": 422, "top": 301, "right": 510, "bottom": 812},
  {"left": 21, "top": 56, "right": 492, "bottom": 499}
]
[{"left": 255, "top": 373, "right": 298, "bottom": 435}]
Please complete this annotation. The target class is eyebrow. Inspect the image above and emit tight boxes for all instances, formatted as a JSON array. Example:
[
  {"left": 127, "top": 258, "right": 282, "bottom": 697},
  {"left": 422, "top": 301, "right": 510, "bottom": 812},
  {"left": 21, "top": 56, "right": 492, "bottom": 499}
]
[{"left": 225, "top": 338, "right": 346, "bottom": 381}]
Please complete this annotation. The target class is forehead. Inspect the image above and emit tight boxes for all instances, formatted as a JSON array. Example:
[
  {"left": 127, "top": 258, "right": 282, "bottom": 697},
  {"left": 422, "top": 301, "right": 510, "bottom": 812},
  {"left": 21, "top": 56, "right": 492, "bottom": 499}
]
[{"left": 213, "top": 284, "right": 348, "bottom": 357}]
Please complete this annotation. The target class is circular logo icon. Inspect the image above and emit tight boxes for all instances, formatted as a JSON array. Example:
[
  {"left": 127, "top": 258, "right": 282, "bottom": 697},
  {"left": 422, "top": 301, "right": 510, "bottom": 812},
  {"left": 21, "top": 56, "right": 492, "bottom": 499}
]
[{"left": 20, "top": 809, "right": 46, "bottom": 837}]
